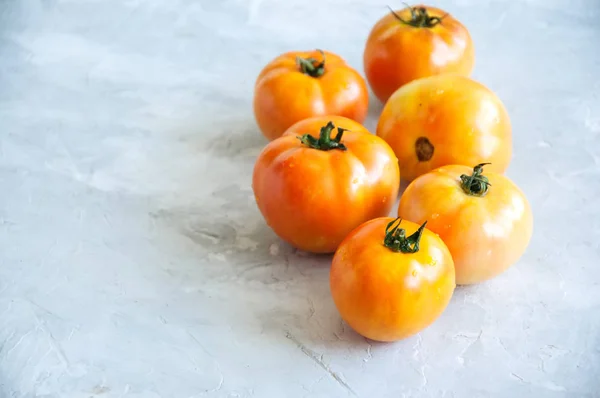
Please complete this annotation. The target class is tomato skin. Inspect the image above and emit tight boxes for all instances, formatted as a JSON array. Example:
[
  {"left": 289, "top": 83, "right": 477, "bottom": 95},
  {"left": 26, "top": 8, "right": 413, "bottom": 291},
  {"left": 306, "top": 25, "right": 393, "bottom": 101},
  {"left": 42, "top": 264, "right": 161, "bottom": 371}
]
[
  {"left": 397, "top": 165, "right": 533, "bottom": 285},
  {"left": 376, "top": 74, "right": 512, "bottom": 182},
  {"left": 253, "top": 50, "right": 369, "bottom": 141},
  {"left": 252, "top": 116, "right": 400, "bottom": 254},
  {"left": 330, "top": 217, "right": 455, "bottom": 342},
  {"left": 364, "top": 5, "right": 474, "bottom": 103}
]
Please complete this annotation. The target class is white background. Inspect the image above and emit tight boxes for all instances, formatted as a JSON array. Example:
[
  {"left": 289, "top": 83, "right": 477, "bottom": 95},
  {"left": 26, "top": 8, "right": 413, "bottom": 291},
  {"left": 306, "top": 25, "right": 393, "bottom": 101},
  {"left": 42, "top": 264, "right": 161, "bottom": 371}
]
[{"left": 1, "top": 0, "right": 599, "bottom": 397}]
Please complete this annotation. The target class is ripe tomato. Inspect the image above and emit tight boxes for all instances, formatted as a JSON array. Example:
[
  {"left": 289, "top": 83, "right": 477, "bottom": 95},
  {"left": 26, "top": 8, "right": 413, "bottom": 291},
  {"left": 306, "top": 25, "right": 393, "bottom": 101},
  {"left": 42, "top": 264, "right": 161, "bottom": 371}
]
[
  {"left": 253, "top": 49, "right": 369, "bottom": 141},
  {"left": 377, "top": 74, "right": 512, "bottom": 182},
  {"left": 252, "top": 116, "right": 400, "bottom": 254},
  {"left": 398, "top": 163, "right": 533, "bottom": 285},
  {"left": 364, "top": 4, "right": 474, "bottom": 103},
  {"left": 330, "top": 217, "right": 455, "bottom": 342}
]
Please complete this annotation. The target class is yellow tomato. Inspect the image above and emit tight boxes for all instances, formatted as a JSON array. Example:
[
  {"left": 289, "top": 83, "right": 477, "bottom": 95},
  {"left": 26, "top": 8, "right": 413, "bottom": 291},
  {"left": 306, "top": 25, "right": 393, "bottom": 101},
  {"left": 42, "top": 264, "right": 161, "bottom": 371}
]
[
  {"left": 398, "top": 163, "right": 533, "bottom": 284},
  {"left": 330, "top": 217, "right": 455, "bottom": 342},
  {"left": 377, "top": 74, "right": 512, "bottom": 182}
]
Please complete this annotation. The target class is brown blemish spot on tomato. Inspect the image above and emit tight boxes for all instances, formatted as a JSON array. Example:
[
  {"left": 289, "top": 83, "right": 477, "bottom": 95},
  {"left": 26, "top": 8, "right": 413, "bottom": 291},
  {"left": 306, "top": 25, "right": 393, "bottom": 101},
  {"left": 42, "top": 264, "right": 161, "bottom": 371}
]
[{"left": 415, "top": 137, "right": 434, "bottom": 161}]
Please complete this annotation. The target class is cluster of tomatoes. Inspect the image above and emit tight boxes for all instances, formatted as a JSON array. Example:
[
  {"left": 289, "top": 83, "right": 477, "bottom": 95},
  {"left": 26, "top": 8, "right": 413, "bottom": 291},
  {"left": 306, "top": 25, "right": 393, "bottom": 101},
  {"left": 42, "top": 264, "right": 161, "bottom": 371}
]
[{"left": 251, "top": 4, "right": 533, "bottom": 342}]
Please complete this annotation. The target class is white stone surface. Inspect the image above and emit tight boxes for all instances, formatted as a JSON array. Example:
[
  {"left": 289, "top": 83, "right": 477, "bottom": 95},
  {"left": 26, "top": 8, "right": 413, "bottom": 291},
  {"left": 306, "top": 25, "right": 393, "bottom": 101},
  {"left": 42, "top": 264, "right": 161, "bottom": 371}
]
[{"left": 1, "top": 0, "right": 599, "bottom": 397}]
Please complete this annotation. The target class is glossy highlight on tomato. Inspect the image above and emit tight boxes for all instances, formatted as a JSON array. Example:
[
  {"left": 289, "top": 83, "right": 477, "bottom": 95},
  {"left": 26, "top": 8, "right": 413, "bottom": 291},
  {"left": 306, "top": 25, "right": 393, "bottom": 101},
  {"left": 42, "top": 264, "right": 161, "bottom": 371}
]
[
  {"left": 398, "top": 163, "right": 533, "bottom": 285},
  {"left": 252, "top": 116, "right": 400, "bottom": 254},
  {"left": 330, "top": 217, "right": 455, "bottom": 342},
  {"left": 253, "top": 49, "right": 369, "bottom": 141},
  {"left": 364, "top": 4, "right": 474, "bottom": 103},
  {"left": 377, "top": 74, "right": 512, "bottom": 182}
]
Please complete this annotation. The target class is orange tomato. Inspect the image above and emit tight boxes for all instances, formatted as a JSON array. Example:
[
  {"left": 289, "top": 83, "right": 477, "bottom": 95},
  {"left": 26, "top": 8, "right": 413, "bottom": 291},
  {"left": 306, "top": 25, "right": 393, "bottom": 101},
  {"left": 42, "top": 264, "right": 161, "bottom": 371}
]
[
  {"left": 398, "top": 163, "right": 533, "bottom": 285},
  {"left": 330, "top": 217, "right": 455, "bottom": 342},
  {"left": 252, "top": 116, "right": 400, "bottom": 254},
  {"left": 364, "top": 4, "right": 474, "bottom": 103},
  {"left": 253, "top": 49, "right": 369, "bottom": 141},
  {"left": 377, "top": 74, "right": 512, "bottom": 182}
]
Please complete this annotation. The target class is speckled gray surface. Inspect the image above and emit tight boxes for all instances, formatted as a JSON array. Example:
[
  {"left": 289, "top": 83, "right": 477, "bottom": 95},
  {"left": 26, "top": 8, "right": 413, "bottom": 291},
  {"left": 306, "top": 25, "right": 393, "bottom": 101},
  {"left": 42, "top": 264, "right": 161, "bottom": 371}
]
[{"left": 1, "top": 0, "right": 599, "bottom": 397}]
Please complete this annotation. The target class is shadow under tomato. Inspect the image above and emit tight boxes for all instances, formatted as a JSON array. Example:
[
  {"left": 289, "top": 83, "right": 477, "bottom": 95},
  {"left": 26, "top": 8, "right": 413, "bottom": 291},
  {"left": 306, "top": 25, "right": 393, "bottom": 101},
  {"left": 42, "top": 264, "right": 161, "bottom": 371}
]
[
  {"left": 360, "top": 92, "right": 384, "bottom": 131},
  {"left": 174, "top": 112, "right": 269, "bottom": 162},
  {"left": 398, "top": 178, "right": 411, "bottom": 196},
  {"left": 368, "top": 92, "right": 385, "bottom": 114},
  {"left": 204, "top": 123, "right": 268, "bottom": 161}
]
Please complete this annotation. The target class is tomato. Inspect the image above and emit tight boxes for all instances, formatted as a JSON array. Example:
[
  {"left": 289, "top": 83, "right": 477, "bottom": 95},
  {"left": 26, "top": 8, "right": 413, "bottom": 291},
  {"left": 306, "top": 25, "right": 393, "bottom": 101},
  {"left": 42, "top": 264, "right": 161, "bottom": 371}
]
[
  {"left": 330, "top": 217, "right": 455, "bottom": 342},
  {"left": 253, "top": 49, "right": 369, "bottom": 141},
  {"left": 376, "top": 74, "right": 512, "bottom": 182},
  {"left": 364, "top": 4, "right": 474, "bottom": 103},
  {"left": 252, "top": 116, "right": 400, "bottom": 254},
  {"left": 398, "top": 163, "right": 533, "bottom": 285}
]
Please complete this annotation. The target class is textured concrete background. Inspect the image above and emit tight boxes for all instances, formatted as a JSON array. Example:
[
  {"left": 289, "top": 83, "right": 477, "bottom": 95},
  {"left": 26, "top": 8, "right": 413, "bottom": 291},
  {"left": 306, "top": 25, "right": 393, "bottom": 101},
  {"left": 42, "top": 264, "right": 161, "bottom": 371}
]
[{"left": 1, "top": 0, "right": 599, "bottom": 397}]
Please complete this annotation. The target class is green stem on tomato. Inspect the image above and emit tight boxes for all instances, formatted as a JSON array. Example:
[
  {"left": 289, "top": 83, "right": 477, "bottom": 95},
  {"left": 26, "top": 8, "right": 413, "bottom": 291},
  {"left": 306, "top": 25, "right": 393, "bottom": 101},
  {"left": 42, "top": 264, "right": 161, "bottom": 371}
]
[
  {"left": 296, "top": 49, "right": 326, "bottom": 78},
  {"left": 383, "top": 218, "right": 427, "bottom": 253},
  {"left": 298, "top": 121, "right": 348, "bottom": 151},
  {"left": 460, "top": 163, "right": 492, "bottom": 197},
  {"left": 388, "top": 4, "right": 446, "bottom": 28}
]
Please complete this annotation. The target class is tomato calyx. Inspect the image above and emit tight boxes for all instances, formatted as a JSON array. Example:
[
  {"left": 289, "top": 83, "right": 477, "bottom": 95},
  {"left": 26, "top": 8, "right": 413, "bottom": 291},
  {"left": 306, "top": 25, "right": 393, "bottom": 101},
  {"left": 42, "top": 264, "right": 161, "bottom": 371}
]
[
  {"left": 298, "top": 121, "right": 348, "bottom": 151},
  {"left": 383, "top": 218, "right": 427, "bottom": 253},
  {"left": 460, "top": 163, "right": 492, "bottom": 197},
  {"left": 296, "top": 49, "right": 326, "bottom": 78},
  {"left": 388, "top": 5, "right": 446, "bottom": 28}
]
